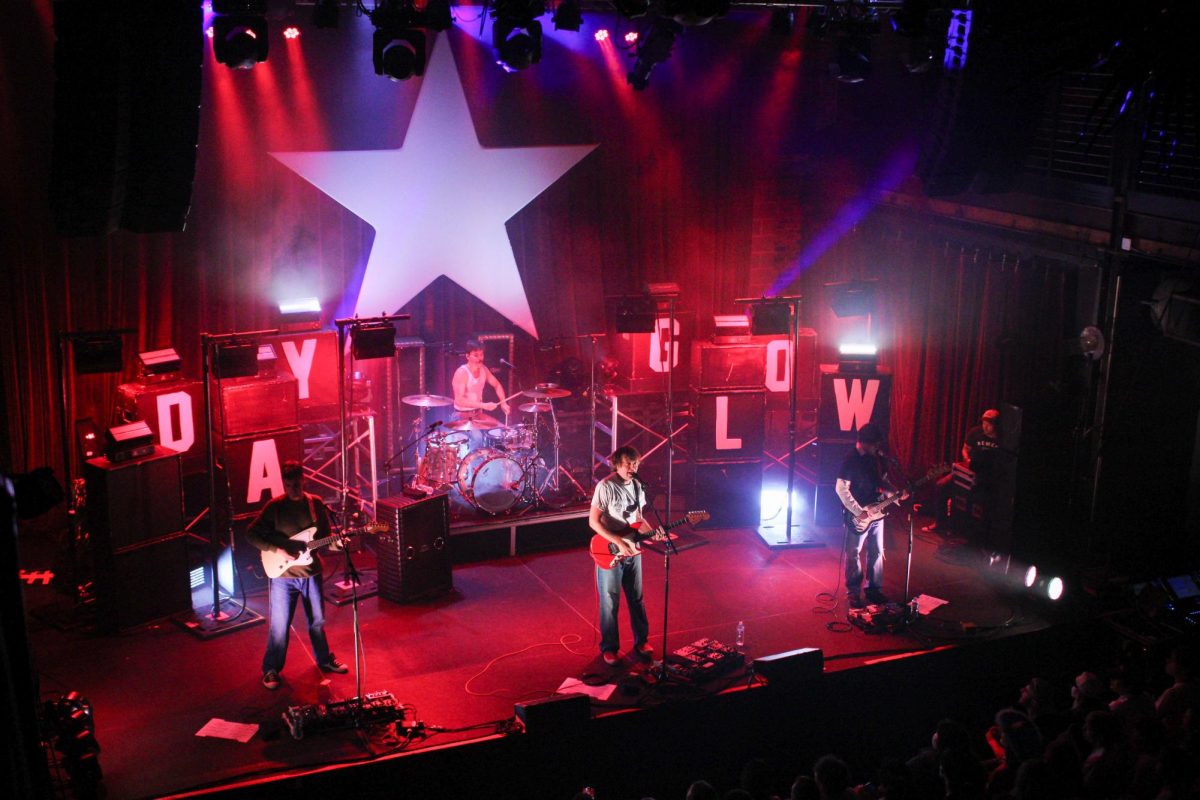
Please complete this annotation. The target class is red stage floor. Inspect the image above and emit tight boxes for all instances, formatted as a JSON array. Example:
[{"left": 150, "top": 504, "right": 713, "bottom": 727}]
[{"left": 21, "top": 513, "right": 1057, "bottom": 799}]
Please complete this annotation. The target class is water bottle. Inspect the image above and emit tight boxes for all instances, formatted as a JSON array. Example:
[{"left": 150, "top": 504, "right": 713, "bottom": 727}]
[
  {"left": 909, "top": 597, "right": 920, "bottom": 619},
  {"left": 735, "top": 620, "right": 745, "bottom": 649}
]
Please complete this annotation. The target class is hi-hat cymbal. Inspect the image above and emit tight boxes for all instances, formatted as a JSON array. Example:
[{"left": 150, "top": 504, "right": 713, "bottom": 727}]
[
  {"left": 402, "top": 393, "right": 452, "bottom": 408},
  {"left": 446, "top": 416, "right": 502, "bottom": 431},
  {"left": 518, "top": 401, "right": 553, "bottom": 414}
]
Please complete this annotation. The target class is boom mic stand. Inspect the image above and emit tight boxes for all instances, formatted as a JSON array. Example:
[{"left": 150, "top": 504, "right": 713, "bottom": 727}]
[{"left": 381, "top": 421, "right": 445, "bottom": 494}]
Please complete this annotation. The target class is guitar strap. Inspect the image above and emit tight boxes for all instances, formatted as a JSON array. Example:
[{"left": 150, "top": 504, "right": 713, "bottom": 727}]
[{"left": 305, "top": 493, "right": 318, "bottom": 532}]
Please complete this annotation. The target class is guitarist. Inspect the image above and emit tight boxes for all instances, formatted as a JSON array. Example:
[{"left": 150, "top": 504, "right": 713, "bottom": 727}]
[
  {"left": 835, "top": 424, "right": 907, "bottom": 609},
  {"left": 246, "top": 461, "right": 348, "bottom": 690},
  {"left": 589, "top": 446, "right": 659, "bottom": 667}
]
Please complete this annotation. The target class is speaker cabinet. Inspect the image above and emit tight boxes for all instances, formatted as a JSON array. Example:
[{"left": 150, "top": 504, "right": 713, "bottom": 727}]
[
  {"left": 694, "top": 343, "right": 766, "bottom": 390},
  {"left": 817, "top": 367, "right": 892, "bottom": 440},
  {"left": 753, "top": 647, "right": 823, "bottom": 687},
  {"left": 213, "top": 375, "right": 299, "bottom": 437},
  {"left": 92, "top": 532, "right": 191, "bottom": 632},
  {"left": 515, "top": 693, "right": 590, "bottom": 734},
  {"left": 84, "top": 448, "right": 184, "bottom": 551},
  {"left": 694, "top": 390, "right": 766, "bottom": 462},
  {"left": 376, "top": 493, "right": 452, "bottom": 603},
  {"left": 693, "top": 461, "right": 762, "bottom": 529},
  {"left": 213, "top": 427, "right": 304, "bottom": 518}
]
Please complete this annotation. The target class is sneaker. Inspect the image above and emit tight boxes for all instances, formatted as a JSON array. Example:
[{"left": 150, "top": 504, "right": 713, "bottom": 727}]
[
  {"left": 319, "top": 657, "right": 349, "bottom": 674},
  {"left": 262, "top": 670, "right": 280, "bottom": 690},
  {"left": 601, "top": 650, "right": 620, "bottom": 666},
  {"left": 847, "top": 593, "right": 866, "bottom": 609},
  {"left": 633, "top": 643, "right": 654, "bottom": 662},
  {"left": 865, "top": 588, "right": 889, "bottom": 605}
]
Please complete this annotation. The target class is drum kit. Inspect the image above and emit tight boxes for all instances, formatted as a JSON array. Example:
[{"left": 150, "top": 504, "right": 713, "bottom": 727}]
[{"left": 400, "top": 383, "right": 582, "bottom": 515}]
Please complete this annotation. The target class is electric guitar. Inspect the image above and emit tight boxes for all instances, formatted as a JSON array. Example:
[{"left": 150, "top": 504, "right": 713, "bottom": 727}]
[
  {"left": 260, "top": 522, "right": 389, "bottom": 579},
  {"left": 846, "top": 463, "right": 951, "bottom": 533},
  {"left": 590, "top": 510, "right": 709, "bottom": 569}
]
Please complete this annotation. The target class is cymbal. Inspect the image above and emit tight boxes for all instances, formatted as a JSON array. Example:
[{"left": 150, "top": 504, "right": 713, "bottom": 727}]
[
  {"left": 526, "top": 383, "right": 571, "bottom": 399},
  {"left": 402, "top": 393, "right": 452, "bottom": 408},
  {"left": 446, "top": 416, "right": 501, "bottom": 431},
  {"left": 518, "top": 401, "right": 553, "bottom": 414}
]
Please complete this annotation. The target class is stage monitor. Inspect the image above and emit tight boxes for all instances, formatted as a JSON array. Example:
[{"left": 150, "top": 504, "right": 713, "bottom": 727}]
[{"left": 1165, "top": 573, "right": 1200, "bottom": 601}]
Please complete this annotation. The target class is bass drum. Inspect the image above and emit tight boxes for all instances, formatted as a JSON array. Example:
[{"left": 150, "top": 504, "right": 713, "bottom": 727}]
[{"left": 457, "top": 448, "right": 525, "bottom": 514}]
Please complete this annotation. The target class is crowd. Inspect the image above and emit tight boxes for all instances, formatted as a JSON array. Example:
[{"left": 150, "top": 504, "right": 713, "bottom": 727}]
[{"left": 571, "top": 641, "right": 1200, "bottom": 800}]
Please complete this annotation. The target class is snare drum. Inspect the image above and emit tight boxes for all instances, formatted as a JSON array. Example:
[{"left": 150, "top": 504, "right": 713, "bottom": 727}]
[
  {"left": 486, "top": 423, "right": 535, "bottom": 452},
  {"left": 457, "top": 448, "right": 525, "bottom": 514},
  {"left": 417, "top": 433, "right": 467, "bottom": 486}
]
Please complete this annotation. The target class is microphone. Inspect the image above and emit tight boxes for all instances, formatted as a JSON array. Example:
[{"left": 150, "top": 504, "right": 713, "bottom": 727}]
[
  {"left": 631, "top": 471, "right": 649, "bottom": 487},
  {"left": 499, "top": 358, "right": 517, "bottom": 370}
]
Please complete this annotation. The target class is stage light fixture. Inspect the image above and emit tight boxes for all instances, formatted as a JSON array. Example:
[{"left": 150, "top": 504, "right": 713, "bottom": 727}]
[
  {"left": 660, "top": 0, "right": 730, "bottom": 27},
  {"left": 627, "top": 16, "right": 682, "bottom": 91},
  {"left": 612, "top": 0, "right": 650, "bottom": 19},
  {"left": 1024, "top": 565, "right": 1038, "bottom": 588},
  {"left": 283, "top": 25, "right": 300, "bottom": 39},
  {"left": 71, "top": 334, "right": 124, "bottom": 374},
  {"left": 610, "top": 295, "right": 658, "bottom": 333},
  {"left": 492, "top": 0, "right": 545, "bottom": 72},
  {"left": 595, "top": 28, "right": 609, "bottom": 42},
  {"left": 749, "top": 303, "right": 791, "bottom": 336},
  {"left": 213, "top": 341, "right": 259, "bottom": 378},
  {"left": 350, "top": 322, "right": 397, "bottom": 360},
  {"left": 137, "top": 347, "right": 182, "bottom": 378},
  {"left": 277, "top": 296, "right": 322, "bottom": 331},
  {"left": 313, "top": 0, "right": 339, "bottom": 28},
  {"left": 625, "top": 31, "right": 638, "bottom": 44},
  {"left": 552, "top": 0, "right": 582, "bottom": 32},
  {"left": 827, "top": 281, "right": 876, "bottom": 318},
  {"left": 211, "top": 0, "right": 269, "bottom": 70},
  {"left": 373, "top": 26, "right": 426, "bottom": 80}
]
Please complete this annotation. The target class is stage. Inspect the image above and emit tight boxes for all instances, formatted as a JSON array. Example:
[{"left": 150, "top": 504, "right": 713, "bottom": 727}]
[{"left": 18, "top": 505, "right": 1094, "bottom": 800}]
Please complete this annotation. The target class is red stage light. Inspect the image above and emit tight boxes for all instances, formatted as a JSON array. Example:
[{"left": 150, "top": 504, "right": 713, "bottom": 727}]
[
  {"left": 594, "top": 29, "right": 609, "bottom": 43},
  {"left": 205, "top": 26, "right": 214, "bottom": 39},
  {"left": 283, "top": 26, "right": 300, "bottom": 40},
  {"left": 624, "top": 31, "right": 638, "bottom": 44}
]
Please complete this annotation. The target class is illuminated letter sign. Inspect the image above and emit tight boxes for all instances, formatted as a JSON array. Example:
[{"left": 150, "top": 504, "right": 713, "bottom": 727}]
[
  {"left": 245, "top": 439, "right": 284, "bottom": 505},
  {"left": 155, "top": 391, "right": 195, "bottom": 453},
  {"left": 715, "top": 395, "right": 742, "bottom": 450},
  {"left": 649, "top": 317, "right": 680, "bottom": 373},
  {"left": 281, "top": 339, "right": 317, "bottom": 400},
  {"left": 833, "top": 378, "right": 880, "bottom": 432}
]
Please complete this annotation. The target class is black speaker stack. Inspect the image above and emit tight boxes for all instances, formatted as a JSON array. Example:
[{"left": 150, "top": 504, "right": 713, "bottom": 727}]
[
  {"left": 83, "top": 446, "right": 190, "bottom": 631},
  {"left": 691, "top": 343, "right": 765, "bottom": 528}
]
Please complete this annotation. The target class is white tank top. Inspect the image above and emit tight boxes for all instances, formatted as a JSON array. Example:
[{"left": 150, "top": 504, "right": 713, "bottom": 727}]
[{"left": 454, "top": 364, "right": 486, "bottom": 412}]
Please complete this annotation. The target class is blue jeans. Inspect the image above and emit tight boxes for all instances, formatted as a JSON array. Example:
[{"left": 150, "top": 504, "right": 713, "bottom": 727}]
[
  {"left": 596, "top": 555, "right": 649, "bottom": 654},
  {"left": 845, "top": 518, "right": 885, "bottom": 596},
  {"left": 263, "top": 575, "right": 332, "bottom": 674}
]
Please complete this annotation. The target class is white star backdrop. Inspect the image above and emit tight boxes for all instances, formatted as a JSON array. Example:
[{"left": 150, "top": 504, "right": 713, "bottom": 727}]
[{"left": 271, "top": 37, "right": 597, "bottom": 338}]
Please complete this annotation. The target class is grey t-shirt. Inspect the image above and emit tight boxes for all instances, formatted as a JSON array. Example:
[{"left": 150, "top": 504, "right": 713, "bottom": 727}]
[{"left": 591, "top": 474, "right": 645, "bottom": 533}]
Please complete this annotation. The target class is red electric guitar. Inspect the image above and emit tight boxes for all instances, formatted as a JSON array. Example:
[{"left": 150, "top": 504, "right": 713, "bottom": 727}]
[{"left": 589, "top": 510, "right": 709, "bottom": 569}]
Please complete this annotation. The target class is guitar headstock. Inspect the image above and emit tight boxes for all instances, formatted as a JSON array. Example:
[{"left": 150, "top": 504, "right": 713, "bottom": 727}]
[
  {"left": 360, "top": 521, "right": 389, "bottom": 534},
  {"left": 684, "top": 510, "right": 710, "bottom": 524}
]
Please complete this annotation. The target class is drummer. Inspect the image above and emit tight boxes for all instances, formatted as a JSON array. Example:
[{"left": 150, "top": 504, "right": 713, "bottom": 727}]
[{"left": 452, "top": 340, "right": 511, "bottom": 447}]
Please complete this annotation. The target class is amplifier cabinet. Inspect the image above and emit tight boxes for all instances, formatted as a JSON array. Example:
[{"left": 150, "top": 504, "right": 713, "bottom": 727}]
[
  {"left": 213, "top": 374, "right": 299, "bottom": 437},
  {"left": 694, "top": 389, "right": 766, "bottom": 462},
  {"left": 376, "top": 493, "right": 452, "bottom": 603},
  {"left": 270, "top": 331, "right": 340, "bottom": 423},
  {"left": 84, "top": 447, "right": 184, "bottom": 551},
  {"left": 817, "top": 366, "right": 891, "bottom": 440},
  {"left": 91, "top": 532, "right": 191, "bottom": 632},
  {"left": 693, "top": 342, "right": 766, "bottom": 390},
  {"left": 213, "top": 427, "right": 304, "bottom": 518}
]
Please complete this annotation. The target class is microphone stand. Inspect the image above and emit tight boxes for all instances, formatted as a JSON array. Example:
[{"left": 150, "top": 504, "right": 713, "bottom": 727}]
[
  {"left": 903, "top": 511, "right": 916, "bottom": 625},
  {"left": 639, "top": 478, "right": 679, "bottom": 683},
  {"left": 334, "top": 527, "right": 368, "bottom": 718},
  {"left": 381, "top": 422, "right": 445, "bottom": 492}
]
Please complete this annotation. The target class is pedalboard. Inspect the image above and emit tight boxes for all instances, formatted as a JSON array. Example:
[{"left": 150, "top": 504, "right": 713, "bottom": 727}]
[
  {"left": 283, "top": 691, "right": 408, "bottom": 740},
  {"left": 667, "top": 638, "right": 745, "bottom": 682}
]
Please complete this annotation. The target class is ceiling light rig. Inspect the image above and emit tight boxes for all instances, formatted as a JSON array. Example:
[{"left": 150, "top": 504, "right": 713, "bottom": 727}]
[
  {"left": 211, "top": 0, "right": 270, "bottom": 70},
  {"left": 489, "top": 0, "right": 547, "bottom": 72},
  {"left": 368, "top": 0, "right": 453, "bottom": 81}
]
